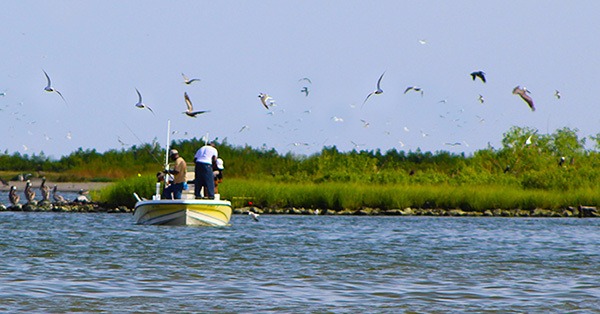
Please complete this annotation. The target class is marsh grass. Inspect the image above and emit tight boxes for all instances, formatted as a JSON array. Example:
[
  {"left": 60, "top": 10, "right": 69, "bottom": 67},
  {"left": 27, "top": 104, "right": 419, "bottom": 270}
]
[
  {"left": 96, "top": 175, "right": 156, "bottom": 208},
  {"left": 220, "top": 178, "right": 599, "bottom": 211}
]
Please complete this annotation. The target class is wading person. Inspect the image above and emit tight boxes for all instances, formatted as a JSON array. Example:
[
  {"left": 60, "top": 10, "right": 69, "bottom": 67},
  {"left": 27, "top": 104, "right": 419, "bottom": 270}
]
[
  {"left": 194, "top": 142, "right": 218, "bottom": 199},
  {"left": 162, "top": 149, "right": 187, "bottom": 199}
]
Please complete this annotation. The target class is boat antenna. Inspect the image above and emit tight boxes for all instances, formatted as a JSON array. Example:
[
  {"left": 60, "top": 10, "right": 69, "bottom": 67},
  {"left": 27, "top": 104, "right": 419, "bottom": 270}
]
[
  {"left": 165, "top": 120, "right": 171, "bottom": 171},
  {"left": 123, "top": 121, "right": 163, "bottom": 167}
]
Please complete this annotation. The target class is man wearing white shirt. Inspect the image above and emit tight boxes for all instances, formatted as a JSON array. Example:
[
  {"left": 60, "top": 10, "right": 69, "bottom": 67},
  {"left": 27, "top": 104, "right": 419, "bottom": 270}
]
[{"left": 194, "top": 142, "right": 218, "bottom": 199}]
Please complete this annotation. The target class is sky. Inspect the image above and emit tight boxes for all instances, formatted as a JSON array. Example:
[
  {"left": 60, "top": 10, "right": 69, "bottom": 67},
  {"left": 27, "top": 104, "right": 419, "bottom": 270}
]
[{"left": 1, "top": 1, "right": 599, "bottom": 159}]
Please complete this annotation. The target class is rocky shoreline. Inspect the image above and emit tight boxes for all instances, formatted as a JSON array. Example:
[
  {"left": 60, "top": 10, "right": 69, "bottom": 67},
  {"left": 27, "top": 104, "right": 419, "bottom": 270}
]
[
  {"left": 1, "top": 202, "right": 598, "bottom": 218},
  {"left": 235, "top": 205, "right": 600, "bottom": 218}
]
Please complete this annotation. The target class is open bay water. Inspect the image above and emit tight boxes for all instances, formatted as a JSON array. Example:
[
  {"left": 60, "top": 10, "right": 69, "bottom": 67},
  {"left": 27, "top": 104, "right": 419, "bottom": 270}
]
[{"left": 0, "top": 213, "right": 599, "bottom": 313}]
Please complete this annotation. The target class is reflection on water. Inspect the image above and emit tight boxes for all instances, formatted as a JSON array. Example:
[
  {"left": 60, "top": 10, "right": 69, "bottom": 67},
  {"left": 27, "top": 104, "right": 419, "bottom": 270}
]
[{"left": 0, "top": 213, "right": 599, "bottom": 312}]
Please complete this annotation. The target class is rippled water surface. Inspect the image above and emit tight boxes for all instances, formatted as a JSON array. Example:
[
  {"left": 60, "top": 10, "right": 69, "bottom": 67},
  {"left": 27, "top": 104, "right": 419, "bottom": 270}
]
[{"left": 1, "top": 213, "right": 599, "bottom": 313}]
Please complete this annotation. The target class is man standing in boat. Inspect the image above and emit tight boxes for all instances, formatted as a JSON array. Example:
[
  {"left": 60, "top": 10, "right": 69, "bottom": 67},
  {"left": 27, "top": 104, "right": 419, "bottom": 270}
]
[
  {"left": 162, "top": 149, "right": 187, "bottom": 199},
  {"left": 194, "top": 142, "right": 218, "bottom": 199}
]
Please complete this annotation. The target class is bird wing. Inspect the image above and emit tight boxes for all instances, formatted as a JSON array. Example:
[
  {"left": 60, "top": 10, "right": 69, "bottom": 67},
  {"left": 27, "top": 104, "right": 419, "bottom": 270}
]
[
  {"left": 136, "top": 88, "right": 142, "bottom": 103},
  {"left": 189, "top": 110, "right": 210, "bottom": 116},
  {"left": 43, "top": 70, "right": 52, "bottom": 88},
  {"left": 362, "top": 92, "right": 374, "bottom": 107},
  {"left": 519, "top": 93, "right": 535, "bottom": 111},
  {"left": 376, "top": 71, "right": 385, "bottom": 91},
  {"left": 260, "top": 95, "right": 270, "bottom": 109},
  {"left": 404, "top": 86, "right": 413, "bottom": 94},
  {"left": 184, "top": 92, "right": 193, "bottom": 112},
  {"left": 55, "top": 89, "right": 67, "bottom": 103},
  {"left": 479, "top": 72, "right": 486, "bottom": 83}
]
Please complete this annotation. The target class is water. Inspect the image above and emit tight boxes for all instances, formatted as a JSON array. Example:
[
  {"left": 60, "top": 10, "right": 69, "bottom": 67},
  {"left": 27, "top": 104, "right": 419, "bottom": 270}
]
[{"left": 1, "top": 213, "right": 599, "bottom": 313}]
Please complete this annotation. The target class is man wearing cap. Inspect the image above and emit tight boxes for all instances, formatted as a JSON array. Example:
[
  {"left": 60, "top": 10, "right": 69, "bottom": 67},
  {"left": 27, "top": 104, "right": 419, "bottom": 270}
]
[
  {"left": 162, "top": 149, "right": 187, "bottom": 199},
  {"left": 194, "top": 142, "right": 218, "bottom": 199}
]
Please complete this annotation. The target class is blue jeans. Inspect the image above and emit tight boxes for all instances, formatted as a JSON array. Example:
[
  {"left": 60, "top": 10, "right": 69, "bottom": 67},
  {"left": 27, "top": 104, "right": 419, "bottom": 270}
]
[
  {"left": 162, "top": 182, "right": 184, "bottom": 200},
  {"left": 195, "top": 162, "right": 215, "bottom": 198}
]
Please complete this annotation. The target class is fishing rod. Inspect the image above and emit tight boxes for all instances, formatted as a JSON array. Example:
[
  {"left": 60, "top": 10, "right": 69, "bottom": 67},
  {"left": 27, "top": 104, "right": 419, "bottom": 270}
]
[{"left": 122, "top": 121, "right": 165, "bottom": 167}]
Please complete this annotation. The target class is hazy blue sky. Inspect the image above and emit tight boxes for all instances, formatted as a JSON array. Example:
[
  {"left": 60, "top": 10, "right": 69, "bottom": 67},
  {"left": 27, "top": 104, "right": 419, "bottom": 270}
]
[{"left": 1, "top": 1, "right": 599, "bottom": 159}]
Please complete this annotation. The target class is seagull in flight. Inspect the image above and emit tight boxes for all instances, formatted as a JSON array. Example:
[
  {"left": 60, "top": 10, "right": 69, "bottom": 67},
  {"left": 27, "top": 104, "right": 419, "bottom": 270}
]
[
  {"left": 404, "top": 86, "right": 424, "bottom": 96},
  {"left": 181, "top": 73, "right": 200, "bottom": 85},
  {"left": 135, "top": 89, "right": 154, "bottom": 114},
  {"left": 470, "top": 71, "right": 486, "bottom": 83},
  {"left": 43, "top": 70, "right": 67, "bottom": 103},
  {"left": 362, "top": 71, "right": 385, "bottom": 107},
  {"left": 183, "top": 92, "right": 209, "bottom": 117},
  {"left": 248, "top": 211, "right": 260, "bottom": 222},
  {"left": 258, "top": 93, "right": 275, "bottom": 110},
  {"left": 298, "top": 77, "right": 312, "bottom": 84},
  {"left": 478, "top": 94, "right": 485, "bottom": 104},
  {"left": 512, "top": 86, "right": 535, "bottom": 111},
  {"left": 554, "top": 90, "right": 561, "bottom": 99}
]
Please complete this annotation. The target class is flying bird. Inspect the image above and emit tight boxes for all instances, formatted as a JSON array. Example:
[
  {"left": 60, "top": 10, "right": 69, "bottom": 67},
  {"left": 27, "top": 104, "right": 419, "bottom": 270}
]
[
  {"left": 470, "top": 71, "right": 486, "bottom": 83},
  {"left": 181, "top": 73, "right": 200, "bottom": 85},
  {"left": 9, "top": 186, "right": 20, "bottom": 205},
  {"left": 554, "top": 90, "right": 561, "bottom": 99},
  {"left": 258, "top": 93, "right": 275, "bottom": 110},
  {"left": 300, "top": 86, "right": 309, "bottom": 97},
  {"left": 135, "top": 89, "right": 154, "bottom": 114},
  {"left": 43, "top": 70, "right": 67, "bottom": 103},
  {"left": 478, "top": 94, "right": 485, "bottom": 104},
  {"left": 404, "top": 86, "right": 424, "bottom": 96},
  {"left": 183, "top": 92, "right": 210, "bottom": 117},
  {"left": 248, "top": 211, "right": 260, "bottom": 222},
  {"left": 298, "top": 77, "right": 312, "bottom": 84},
  {"left": 512, "top": 86, "right": 535, "bottom": 111},
  {"left": 362, "top": 71, "right": 385, "bottom": 107}
]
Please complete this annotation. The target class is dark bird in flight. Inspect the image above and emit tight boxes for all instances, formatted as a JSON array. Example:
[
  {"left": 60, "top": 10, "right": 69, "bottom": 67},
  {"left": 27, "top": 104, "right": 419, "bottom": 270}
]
[
  {"left": 404, "top": 86, "right": 424, "bottom": 96},
  {"left": 300, "top": 86, "right": 309, "bottom": 97},
  {"left": 470, "top": 71, "right": 486, "bottom": 83},
  {"left": 183, "top": 92, "right": 210, "bottom": 117},
  {"left": 362, "top": 71, "right": 385, "bottom": 107},
  {"left": 512, "top": 86, "right": 535, "bottom": 111}
]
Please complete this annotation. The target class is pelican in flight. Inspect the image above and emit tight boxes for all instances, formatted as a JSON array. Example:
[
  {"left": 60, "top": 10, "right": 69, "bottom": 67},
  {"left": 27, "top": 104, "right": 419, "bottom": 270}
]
[
  {"left": 135, "top": 89, "right": 154, "bottom": 114},
  {"left": 258, "top": 93, "right": 275, "bottom": 110},
  {"left": 512, "top": 86, "right": 535, "bottom": 111},
  {"left": 43, "top": 70, "right": 67, "bottom": 103},
  {"left": 470, "top": 71, "right": 486, "bottom": 83},
  {"left": 182, "top": 73, "right": 200, "bottom": 85},
  {"left": 24, "top": 180, "right": 36, "bottom": 203},
  {"left": 183, "top": 92, "right": 210, "bottom": 117},
  {"left": 9, "top": 186, "right": 20, "bottom": 205},
  {"left": 362, "top": 71, "right": 385, "bottom": 107}
]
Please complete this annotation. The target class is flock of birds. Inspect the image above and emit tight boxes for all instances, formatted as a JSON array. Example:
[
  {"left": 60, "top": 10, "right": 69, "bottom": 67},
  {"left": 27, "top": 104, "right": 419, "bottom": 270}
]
[
  {"left": 5, "top": 177, "right": 67, "bottom": 206},
  {"left": 4, "top": 64, "right": 565, "bottom": 157}
]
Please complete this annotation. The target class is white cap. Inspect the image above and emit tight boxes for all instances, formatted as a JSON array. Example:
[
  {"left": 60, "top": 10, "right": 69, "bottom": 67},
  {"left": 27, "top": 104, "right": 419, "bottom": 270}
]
[
  {"left": 170, "top": 149, "right": 178, "bottom": 156},
  {"left": 216, "top": 158, "right": 224, "bottom": 170}
]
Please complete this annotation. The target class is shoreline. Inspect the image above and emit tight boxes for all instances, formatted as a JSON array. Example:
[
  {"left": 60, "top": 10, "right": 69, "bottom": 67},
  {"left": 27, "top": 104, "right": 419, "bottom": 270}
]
[{"left": 0, "top": 180, "right": 112, "bottom": 192}]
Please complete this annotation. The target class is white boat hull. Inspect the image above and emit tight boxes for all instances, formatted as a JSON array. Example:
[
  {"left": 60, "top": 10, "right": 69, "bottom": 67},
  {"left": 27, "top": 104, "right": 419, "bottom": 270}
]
[{"left": 133, "top": 199, "right": 232, "bottom": 226}]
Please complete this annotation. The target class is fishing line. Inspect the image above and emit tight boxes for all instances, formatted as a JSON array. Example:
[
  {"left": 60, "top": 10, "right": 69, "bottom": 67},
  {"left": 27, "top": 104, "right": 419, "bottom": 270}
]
[{"left": 122, "top": 121, "right": 165, "bottom": 167}]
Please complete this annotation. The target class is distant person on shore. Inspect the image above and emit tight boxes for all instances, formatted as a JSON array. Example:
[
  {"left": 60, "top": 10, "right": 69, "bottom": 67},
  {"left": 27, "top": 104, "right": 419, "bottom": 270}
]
[
  {"left": 194, "top": 142, "right": 218, "bottom": 199},
  {"left": 162, "top": 149, "right": 187, "bottom": 200},
  {"left": 213, "top": 158, "right": 224, "bottom": 194}
]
